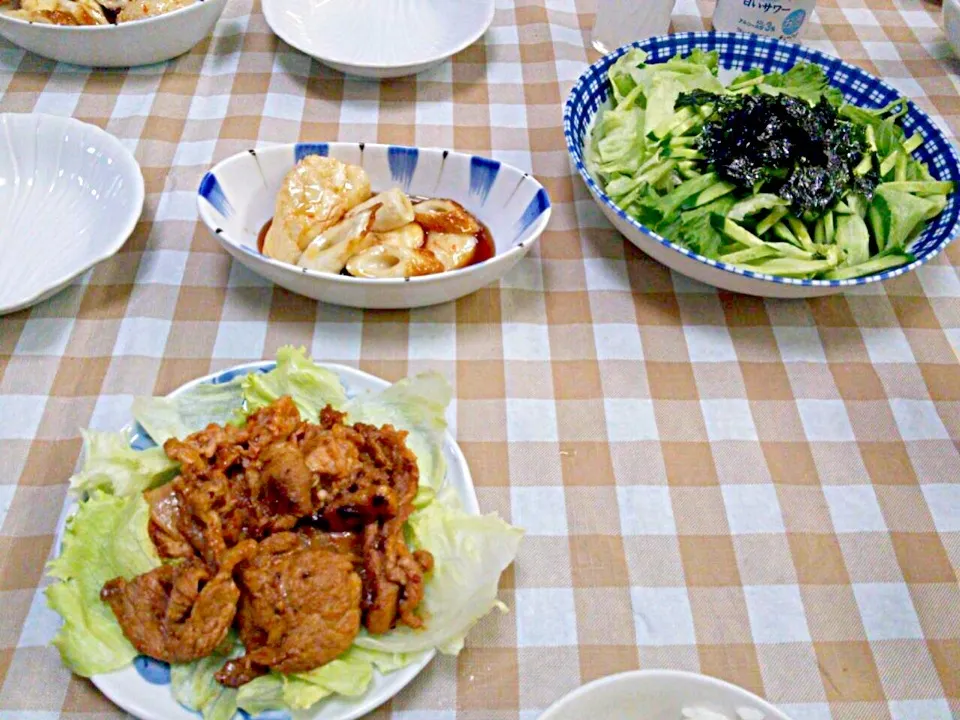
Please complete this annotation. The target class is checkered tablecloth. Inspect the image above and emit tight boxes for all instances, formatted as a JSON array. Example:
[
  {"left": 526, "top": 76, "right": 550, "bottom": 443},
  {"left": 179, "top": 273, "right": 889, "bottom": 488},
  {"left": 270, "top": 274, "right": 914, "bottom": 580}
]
[{"left": 1, "top": 0, "right": 959, "bottom": 718}]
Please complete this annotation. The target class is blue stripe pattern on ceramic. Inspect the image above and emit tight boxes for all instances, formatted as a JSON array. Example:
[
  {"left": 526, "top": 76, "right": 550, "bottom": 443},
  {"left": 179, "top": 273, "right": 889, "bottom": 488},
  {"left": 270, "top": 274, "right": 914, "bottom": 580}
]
[
  {"left": 295, "top": 143, "right": 329, "bottom": 162},
  {"left": 563, "top": 31, "right": 960, "bottom": 288},
  {"left": 198, "top": 172, "right": 233, "bottom": 218},
  {"left": 515, "top": 187, "right": 550, "bottom": 237},
  {"left": 469, "top": 156, "right": 500, "bottom": 204},
  {"left": 240, "top": 710, "right": 292, "bottom": 720},
  {"left": 134, "top": 656, "right": 171, "bottom": 685},
  {"left": 387, "top": 146, "right": 418, "bottom": 189}
]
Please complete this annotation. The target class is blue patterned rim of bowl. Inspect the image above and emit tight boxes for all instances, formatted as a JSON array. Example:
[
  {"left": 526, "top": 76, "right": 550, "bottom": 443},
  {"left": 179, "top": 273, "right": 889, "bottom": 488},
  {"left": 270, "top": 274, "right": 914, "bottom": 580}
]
[{"left": 563, "top": 31, "right": 960, "bottom": 288}]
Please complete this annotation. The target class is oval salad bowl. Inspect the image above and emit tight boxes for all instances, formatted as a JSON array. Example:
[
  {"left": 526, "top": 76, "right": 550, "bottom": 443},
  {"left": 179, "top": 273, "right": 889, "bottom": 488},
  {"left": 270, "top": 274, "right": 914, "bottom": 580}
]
[
  {"left": 564, "top": 32, "right": 960, "bottom": 298},
  {"left": 197, "top": 143, "right": 551, "bottom": 309}
]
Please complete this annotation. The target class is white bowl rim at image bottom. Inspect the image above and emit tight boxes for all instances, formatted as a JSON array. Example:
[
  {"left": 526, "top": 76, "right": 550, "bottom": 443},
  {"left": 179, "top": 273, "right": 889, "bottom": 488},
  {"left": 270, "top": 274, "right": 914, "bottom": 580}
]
[
  {"left": 538, "top": 669, "right": 794, "bottom": 720},
  {"left": 51, "top": 361, "right": 480, "bottom": 720}
]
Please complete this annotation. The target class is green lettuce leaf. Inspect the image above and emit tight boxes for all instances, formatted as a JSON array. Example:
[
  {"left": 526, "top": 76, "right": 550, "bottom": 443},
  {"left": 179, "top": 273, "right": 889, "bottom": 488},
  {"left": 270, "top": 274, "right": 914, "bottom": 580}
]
[
  {"left": 761, "top": 62, "right": 844, "bottom": 106},
  {"left": 69, "top": 430, "right": 178, "bottom": 497},
  {"left": 46, "top": 492, "right": 160, "bottom": 677},
  {"left": 171, "top": 647, "right": 240, "bottom": 720},
  {"left": 132, "top": 379, "right": 245, "bottom": 447},
  {"left": 241, "top": 346, "right": 347, "bottom": 422},
  {"left": 343, "top": 372, "right": 452, "bottom": 502},
  {"left": 354, "top": 499, "right": 523, "bottom": 655},
  {"left": 236, "top": 646, "right": 419, "bottom": 713}
]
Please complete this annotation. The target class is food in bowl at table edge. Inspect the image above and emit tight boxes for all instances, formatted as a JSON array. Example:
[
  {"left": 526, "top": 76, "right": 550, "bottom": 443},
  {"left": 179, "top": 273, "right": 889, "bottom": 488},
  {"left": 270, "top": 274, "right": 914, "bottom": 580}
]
[
  {"left": 585, "top": 48, "right": 955, "bottom": 280},
  {"left": 261, "top": 155, "right": 493, "bottom": 279},
  {"left": 1, "top": 0, "right": 192, "bottom": 24},
  {"left": 46, "top": 347, "right": 522, "bottom": 719}
]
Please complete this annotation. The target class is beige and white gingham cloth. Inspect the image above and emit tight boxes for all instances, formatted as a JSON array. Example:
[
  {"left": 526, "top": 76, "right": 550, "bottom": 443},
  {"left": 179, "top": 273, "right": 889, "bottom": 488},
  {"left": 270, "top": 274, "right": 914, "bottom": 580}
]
[{"left": 1, "top": 0, "right": 958, "bottom": 718}]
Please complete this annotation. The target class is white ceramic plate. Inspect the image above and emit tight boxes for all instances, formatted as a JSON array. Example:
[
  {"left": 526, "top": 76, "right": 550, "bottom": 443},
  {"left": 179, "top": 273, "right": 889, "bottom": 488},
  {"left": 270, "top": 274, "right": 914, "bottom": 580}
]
[
  {"left": 0, "top": 0, "right": 227, "bottom": 67},
  {"left": 262, "top": 0, "right": 495, "bottom": 78},
  {"left": 0, "top": 114, "right": 144, "bottom": 315},
  {"left": 540, "top": 670, "right": 793, "bottom": 720},
  {"left": 197, "top": 142, "right": 552, "bottom": 309},
  {"left": 53, "top": 361, "right": 479, "bottom": 720}
]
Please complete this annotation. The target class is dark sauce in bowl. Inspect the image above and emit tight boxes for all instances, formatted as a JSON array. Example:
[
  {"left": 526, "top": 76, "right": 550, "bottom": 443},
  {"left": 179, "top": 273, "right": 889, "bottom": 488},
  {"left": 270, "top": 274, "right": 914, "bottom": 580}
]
[{"left": 256, "top": 204, "right": 496, "bottom": 271}]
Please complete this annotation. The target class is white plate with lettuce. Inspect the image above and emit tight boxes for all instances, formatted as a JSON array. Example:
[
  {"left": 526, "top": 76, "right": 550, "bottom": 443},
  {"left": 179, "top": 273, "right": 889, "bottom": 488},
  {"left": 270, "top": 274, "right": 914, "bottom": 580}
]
[{"left": 46, "top": 347, "right": 523, "bottom": 720}]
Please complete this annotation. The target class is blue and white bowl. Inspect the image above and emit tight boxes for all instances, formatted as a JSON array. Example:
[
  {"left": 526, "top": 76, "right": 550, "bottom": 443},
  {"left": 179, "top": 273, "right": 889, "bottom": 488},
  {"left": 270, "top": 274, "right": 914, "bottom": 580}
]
[
  {"left": 564, "top": 32, "right": 960, "bottom": 298},
  {"left": 197, "top": 143, "right": 551, "bottom": 309}
]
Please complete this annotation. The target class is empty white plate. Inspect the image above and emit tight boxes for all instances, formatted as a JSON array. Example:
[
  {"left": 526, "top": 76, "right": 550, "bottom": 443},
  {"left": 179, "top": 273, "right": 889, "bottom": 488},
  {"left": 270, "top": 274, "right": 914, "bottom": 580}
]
[
  {"left": 262, "top": 0, "right": 495, "bottom": 78},
  {"left": 0, "top": 114, "right": 144, "bottom": 315}
]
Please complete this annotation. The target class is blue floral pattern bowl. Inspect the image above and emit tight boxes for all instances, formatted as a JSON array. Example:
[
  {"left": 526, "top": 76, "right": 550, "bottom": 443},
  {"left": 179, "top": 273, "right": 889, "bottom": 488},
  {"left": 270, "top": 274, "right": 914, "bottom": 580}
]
[{"left": 564, "top": 32, "right": 960, "bottom": 298}]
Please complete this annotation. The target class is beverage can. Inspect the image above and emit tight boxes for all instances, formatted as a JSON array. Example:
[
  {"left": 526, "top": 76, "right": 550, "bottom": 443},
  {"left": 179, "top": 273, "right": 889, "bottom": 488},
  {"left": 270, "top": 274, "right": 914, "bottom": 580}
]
[{"left": 712, "top": 0, "right": 815, "bottom": 40}]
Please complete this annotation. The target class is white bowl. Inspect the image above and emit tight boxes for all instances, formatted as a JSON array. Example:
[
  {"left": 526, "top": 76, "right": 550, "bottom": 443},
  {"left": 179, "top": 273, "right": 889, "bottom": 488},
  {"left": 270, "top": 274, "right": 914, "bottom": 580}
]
[
  {"left": 262, "top": 0, "right": 494, "bottom": 78},
  {"left": 0, "top": 0, "right": 227, "bottom": 67},
  {"left": 197, "top": 142, "right": 552, "bottom": 309},
  {"left": 0, "top": 114, "right": 144, "bottom": 315},
  {"left": 540, "top": 670, "right": 793, "bottom": 720}
]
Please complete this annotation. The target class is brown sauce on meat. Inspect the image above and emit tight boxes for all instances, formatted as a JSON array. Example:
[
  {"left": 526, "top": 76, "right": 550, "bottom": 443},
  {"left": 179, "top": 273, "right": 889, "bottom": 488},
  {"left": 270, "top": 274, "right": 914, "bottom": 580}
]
[{"left": 256, "top": 198, "right": 495, "bottom": 270}]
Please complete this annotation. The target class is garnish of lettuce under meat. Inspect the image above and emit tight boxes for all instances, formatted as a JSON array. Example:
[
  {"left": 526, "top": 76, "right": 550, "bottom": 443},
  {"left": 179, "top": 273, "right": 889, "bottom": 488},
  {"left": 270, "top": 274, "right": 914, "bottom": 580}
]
[
  {"left": 585, "top": 48, "right": 955, "bottom": 280},
  {"left": 46, "top": 346, "right": 523, "bottom": 719}
]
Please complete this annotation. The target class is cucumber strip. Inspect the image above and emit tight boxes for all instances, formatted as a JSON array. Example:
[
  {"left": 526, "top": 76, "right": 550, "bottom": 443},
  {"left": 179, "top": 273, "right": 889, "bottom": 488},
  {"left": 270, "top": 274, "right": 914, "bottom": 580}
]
[
  {"left": 748, "top": 257, "right": 840, "bottom": 276},
  {"left": 879, "top": 149, "right": 899, "bottom": 178},
  {"left": 688, "top": 181, "right": 736, "bottom": 208},
  {"left": 814, "top": 217, "right": 825, "bottom": 245},
  {"left": 865, "top": 125, "right": 878, "bottom": 153},
  {"left": 670, "top": 115, "right": 703, "bottom": 138},
  {"left": 833, "top": 201, "right": 854, "bottom": 215},
  {"left": 853, "top": 152, "right": 874, "bottom": 177},
  {"left": 668, "top": 136, "right": 698, "bottom": 148},
  {"left": 880, "top": 181, "right": 954, "bottom": 195},
  {"left": 895, "top": 152, "right": 908, "bottom": 182},
  {"left": 772, "top": 221, "right": 800, "bottom": 246},
  {"left": 756, "top": 206, "right": 789, "bottom": 235},
  {"left": 698, "top": 103, "right": 716, "bottom": 118},
  {"left": 786, "top": 215, "right": 815, "bottom": 251},
  {"left": 767, "top": 242, "right": 815, "bottom": 260},
  {"left": 716, "top": 218, "right": 767, "bottom": 249},
  {"left": 664, "top": 147, "right": 703, "bottom": 160},
  {"left": 822, "top": 252, "right": 913, "bottom": 280},
  {"left": 720, "top": 245, "right": 778, "bottom": 264},
  {"left": 677, "top": 164, "right": 701, "bottom": 181},
  {"left": 902, "top": 133, "right": 923, "bottom": 155},
  {"left": 824, "top": 210, "right": 836, "bottom": 244},
  {"left": 729, "top": 74, "right": 766, "bottom": 91},
  {"left": 650, "top": 107, "right": 694, "bottom": 140}
]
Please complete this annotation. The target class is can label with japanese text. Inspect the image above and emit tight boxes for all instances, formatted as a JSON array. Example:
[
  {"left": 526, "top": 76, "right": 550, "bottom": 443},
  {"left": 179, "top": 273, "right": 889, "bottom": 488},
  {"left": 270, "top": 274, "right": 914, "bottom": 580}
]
[{"left": 712, "top": 0, "right": 815, "bottom": 40}]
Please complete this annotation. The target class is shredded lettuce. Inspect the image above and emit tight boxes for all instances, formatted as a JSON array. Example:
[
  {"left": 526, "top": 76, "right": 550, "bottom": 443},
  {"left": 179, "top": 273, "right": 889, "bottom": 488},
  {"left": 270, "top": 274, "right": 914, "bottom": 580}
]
[{"left": 46, "top": 492, "right": 160, "bottom": 677}]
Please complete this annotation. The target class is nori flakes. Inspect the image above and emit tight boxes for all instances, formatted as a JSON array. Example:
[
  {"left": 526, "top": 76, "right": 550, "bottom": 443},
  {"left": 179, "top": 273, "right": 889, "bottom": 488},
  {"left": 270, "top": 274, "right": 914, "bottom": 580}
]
[{"left": 695, "top": 94, "right": 875, "bottom": 219}]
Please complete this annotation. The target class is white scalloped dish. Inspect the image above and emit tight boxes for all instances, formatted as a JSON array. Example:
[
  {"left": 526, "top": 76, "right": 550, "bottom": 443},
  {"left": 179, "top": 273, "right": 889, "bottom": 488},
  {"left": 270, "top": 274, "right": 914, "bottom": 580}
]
[{"left": 0, "top": 114, "right": 144, "bottom": 315}]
